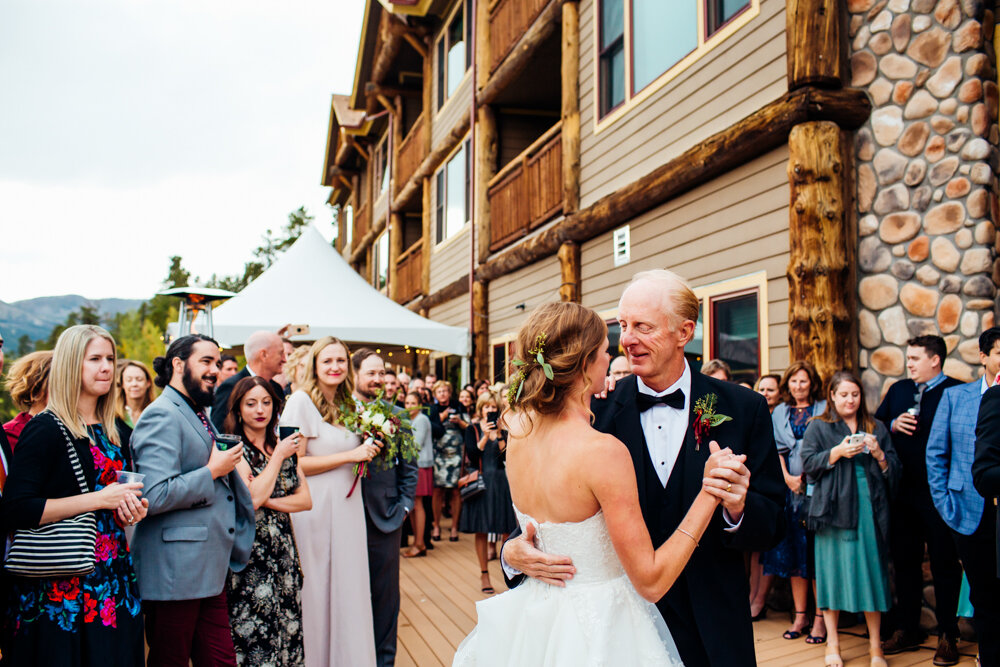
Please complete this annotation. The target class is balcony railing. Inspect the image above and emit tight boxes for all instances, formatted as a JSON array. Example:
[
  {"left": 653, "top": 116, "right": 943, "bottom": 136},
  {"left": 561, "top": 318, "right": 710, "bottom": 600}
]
[
  {"left": 488, "top": 121, "right": 562, "bottom": 252},
  {"left": 395, "top": 239, "right": 424, "bottom": 304},
  {"left": 354, "top": 203, "right": 371, "bottom": 252},
  {"left": 397, "top": 113, "right": 426, "bottom": 193},
  {"left": 488, "top": 0, "right": 549, "bottom": 72}
]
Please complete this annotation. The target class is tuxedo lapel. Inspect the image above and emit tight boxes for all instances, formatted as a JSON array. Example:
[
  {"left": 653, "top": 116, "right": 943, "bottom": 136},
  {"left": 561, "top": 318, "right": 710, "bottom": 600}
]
[{"left": 612, "top": 379, "right": 650, "bottom": 503}]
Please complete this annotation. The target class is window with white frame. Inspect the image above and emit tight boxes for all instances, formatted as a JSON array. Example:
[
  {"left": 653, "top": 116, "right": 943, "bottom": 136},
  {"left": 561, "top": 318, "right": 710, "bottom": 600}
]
[
  {"left": 436, "top": 1, "right": 470, "bottom": 109},
  {"left": 434, "top": 139, "right": 470, "bottom": 244},
  {"left": 373, "top": 231, "right": 389, "bottom": 290},
  {"left": 373, "top": 135, "right": 389, "bottom": 197},
  {"left": 344, "top": 204, "right": 354, "bottom": 248},
  {"left": 598, "top": 0, "right": 753, "bottom": 119}
]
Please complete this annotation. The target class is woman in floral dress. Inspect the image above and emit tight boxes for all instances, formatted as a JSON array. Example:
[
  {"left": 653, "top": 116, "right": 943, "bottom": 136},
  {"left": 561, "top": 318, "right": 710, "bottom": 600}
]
[
  {"left": 223, "top": 376, "right": 312, "bottom": 666},
  {"left": 3, "top": 325, "right": 148, "bottom": 666}
]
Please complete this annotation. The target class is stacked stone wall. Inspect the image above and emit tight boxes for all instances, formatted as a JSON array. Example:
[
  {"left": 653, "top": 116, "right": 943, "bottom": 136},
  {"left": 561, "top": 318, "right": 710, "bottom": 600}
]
[{"left": 850, "top": 0, "right": 1000, "bottom": 404}]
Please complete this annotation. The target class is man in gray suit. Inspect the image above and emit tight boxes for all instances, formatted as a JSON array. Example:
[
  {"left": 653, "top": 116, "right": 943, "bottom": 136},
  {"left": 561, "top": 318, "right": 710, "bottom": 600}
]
[
  {"left": 131, "top": 334, "right": 255, "bottom": 667},
  {"left": 352, "top": 348, "right": 418, "bottom": 667}
]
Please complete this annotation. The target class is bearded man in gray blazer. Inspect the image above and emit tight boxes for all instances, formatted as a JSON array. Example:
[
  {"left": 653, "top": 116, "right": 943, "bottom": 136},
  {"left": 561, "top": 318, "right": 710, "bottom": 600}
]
[
  {"left": 130, "top": 334, "right": 254, "bottom": 667},
  {"left": 352, "top": 348, "right": 418, "bottom": 667}
]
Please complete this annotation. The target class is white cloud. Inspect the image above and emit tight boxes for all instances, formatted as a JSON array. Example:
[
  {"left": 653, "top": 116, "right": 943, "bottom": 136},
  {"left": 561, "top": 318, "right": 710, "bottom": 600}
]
[{"left": 0, "top": 0, "right": 362, "bottom": 302}]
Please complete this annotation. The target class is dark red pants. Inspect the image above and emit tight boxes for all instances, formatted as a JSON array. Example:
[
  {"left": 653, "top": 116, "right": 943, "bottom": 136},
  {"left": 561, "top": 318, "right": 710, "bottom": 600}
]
[{"left": 143, "top": 590, "right": 236, "bottom": 667}]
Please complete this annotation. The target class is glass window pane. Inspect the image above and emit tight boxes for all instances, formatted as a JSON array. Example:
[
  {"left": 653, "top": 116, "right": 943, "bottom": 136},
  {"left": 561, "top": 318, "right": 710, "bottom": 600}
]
[
  {"left": 492, "top": 343, "right": 506, "bottom": 383},
  {"left": 709, "top": 0, "right": 749, "bottom": 32},
  {"left": 436, "top": 170, "right": 446, "bottom": 242},
  {"left": 600, "top": 0, "right": 624, "bottom": 49},
  {"left": 447, "top": 7, "right": 466, "bottom": 97},
  {"left": 345, "top": 205, "right": 354, "bottom": 247},
  {"left": 376, "top": 233, "right": 389, "bottom": 289},
  {"left": 445, "top": 144, "right": 467, "bottom": 239},
  {"left": 711, "top": 293, "right": 759, "bottom": 383},
  {"left": 632, "top": 0, "right": 697, "bottom": 92},
  {"left": 684, "top": 305, "right": 704, "bottom": 373},
  {"left": 436, "top": 38, "right": 446, "bottom": 108}
]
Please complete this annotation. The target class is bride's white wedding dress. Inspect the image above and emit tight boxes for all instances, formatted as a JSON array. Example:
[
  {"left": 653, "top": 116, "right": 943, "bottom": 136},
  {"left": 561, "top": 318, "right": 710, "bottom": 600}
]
[{"left": 452, "top": 506, "right": 684, "bottom": 666}]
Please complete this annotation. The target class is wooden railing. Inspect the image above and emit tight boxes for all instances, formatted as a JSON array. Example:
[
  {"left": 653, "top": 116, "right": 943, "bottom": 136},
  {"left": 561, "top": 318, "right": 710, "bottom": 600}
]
[
  {"left": 488, "top": 121, "right": 562, "bottom": 251},
  {"left": 397, "top": 113, "right": 426, "bottom": 194},
  {"left": 396, "top": 239, "right": 424, "bottom": 304},
  {"left": 354, "top": 203, "right": 371, "bottom": 251},
  {"left": 488, "top": 0, "right": 549, "bottom": 72}
]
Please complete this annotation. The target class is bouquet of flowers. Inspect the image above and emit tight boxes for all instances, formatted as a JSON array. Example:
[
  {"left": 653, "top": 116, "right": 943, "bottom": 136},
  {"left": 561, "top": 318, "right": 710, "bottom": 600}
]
[{"left": 338, "top": 391, "right": 418, "bottom": 497}]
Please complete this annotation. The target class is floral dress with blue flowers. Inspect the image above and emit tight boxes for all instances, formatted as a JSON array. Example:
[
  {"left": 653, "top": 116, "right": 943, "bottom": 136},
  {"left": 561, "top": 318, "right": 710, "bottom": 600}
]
[{"left": 8, "top": 424, "right": 144, "bottom": 666}]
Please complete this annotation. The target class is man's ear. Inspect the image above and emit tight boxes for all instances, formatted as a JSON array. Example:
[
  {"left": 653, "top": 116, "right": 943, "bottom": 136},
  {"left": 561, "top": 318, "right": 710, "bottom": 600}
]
[
  {"left": 171, "top": 356, "right": 185, "bottom": 378},
  {"left": 677, "top": 319, "right": 696, "bottom": 346}
]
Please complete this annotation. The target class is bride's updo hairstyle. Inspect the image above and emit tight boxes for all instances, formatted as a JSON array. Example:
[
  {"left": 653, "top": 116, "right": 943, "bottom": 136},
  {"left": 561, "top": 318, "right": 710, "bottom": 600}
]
[{"left": 506, "top": 302, "right": 607, "bottom": 421}]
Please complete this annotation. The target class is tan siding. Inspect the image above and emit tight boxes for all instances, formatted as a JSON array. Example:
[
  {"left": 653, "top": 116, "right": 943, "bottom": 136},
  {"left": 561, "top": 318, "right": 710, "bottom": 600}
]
[
  {"left": 487, "top": 255, "right": 562, "bottom": 339},
  {"left": 579, "top": 145, "right": 791, "bottom": 374},
  {"left": 428, "top": 295, "right": 470, "bottom": 328},
  {"left": 429, "top": 226, "right": 472, "bottom": 293},
  {"left": 578, "top": 0, "right": 787, "bottom": 207},
  {"left": 432, "top": 72, "right": 473, "bottom": 148}
]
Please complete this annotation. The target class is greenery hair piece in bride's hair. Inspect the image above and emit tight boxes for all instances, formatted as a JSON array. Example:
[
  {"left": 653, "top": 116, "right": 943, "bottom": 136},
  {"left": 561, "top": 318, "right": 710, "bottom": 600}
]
[{"left": 507, "top": 333, "right": 554, "bottom": 406}]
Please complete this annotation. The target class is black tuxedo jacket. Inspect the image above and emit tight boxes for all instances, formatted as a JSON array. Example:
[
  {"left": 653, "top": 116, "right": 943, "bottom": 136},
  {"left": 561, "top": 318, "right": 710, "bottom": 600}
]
[
  {"left": 211, "top": 367, "right": 284, "bottom": 430},
  {"left": 505, "top": 372, "right": 784, "bottom": 666},
  {"left": 973, "top": 385, "right": 1000, "bottom": 576}
]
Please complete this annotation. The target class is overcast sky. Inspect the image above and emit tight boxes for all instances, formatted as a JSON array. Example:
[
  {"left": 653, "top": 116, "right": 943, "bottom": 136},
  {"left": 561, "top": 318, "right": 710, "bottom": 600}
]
[{"left": 0, "top": 0, "right": 364, "bottom": 303}]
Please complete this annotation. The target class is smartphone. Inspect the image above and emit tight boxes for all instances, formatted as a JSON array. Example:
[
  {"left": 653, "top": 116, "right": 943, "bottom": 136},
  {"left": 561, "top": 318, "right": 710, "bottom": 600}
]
[
  {"left": 486, "top": 410, "right": 500, "bottom": 428},
  {"left": 288, "top": 324, "right": 310, "bottom": 337},
  {"left": 278, "top": 426, "right": 300, "bottom": 440},
  {"left": 215, "top": 434, "right": 241, "bottom": 451}
]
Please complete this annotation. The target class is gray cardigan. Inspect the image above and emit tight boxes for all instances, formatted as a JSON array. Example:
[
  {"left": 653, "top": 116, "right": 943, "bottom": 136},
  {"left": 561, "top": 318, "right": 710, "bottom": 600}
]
[{"left": 800, "top": 417, "right": 900, "bottom": 551}]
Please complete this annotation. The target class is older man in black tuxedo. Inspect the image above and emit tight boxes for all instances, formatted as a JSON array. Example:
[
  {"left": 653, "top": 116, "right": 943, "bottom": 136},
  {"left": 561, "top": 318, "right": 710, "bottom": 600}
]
[{"left": 502, "top": 270, "right": 785, "bottom": 666}]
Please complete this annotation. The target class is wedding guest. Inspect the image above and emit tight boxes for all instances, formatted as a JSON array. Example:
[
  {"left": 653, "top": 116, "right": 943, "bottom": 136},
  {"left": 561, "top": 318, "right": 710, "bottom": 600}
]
[
  {"left": 459, "top": 392, "right": 517, "bottom": 595},
  {"left": 383, "top": 370, "right": 404, "bottom": 407},
  {"left": 397, "top": 372, "right": 411, "bottom": 392},
  {"left": 3, "top": 325, "right": 148, "bottom": 665},
  {"left": 755, "top": 362, "right": 827, "bottom": 643},
  {"left": 219, "top": 354, "right": 240, "bottom": 384},
  {"left": 0, "top": 329, "right": 11, "bottom": 658},
  {"left": 425, "top": 374, "right": 437, "bottom": 388},
  {"left": 116, "top": 359, "right": 154, "bottom": 428},
  {"left": 458, "top": 388, "right": 475, "bottom": 416},
  {"left": 930, "top": 328, "right": 1000, "bottom": 666},
  {"left": 802, "top": 371, "right": 900, "bottom": 667},
  {"left": 430, "top": 380, "right": 467, "bottom": 542},
  {"left": 973, "top": 382, "right": 1000, "bottom": 667},
  {"left": 224, "top": 376, "right": 311, "bottom": 666},
  {"left": 353, "top": 348, "right": 418, "bottom": 667},
  {"left": 272, "top": 338, "right": 297, "bottom": 392},
  {"left": 212, "top": 330, "right": 286, "bottom": 430},
  {"left": 701, "top": 358, "right": 732, "bottom": 381},
  {"left": 754, "top": 373, "right": 781, "bottom": 413},
  {"left": 3, "top": 350, "right": 53, "bottom": 449},
  {"left": 131, "top": 334, "right": 254, "bottom": 667},
  {"left": 876, "top": 335, "right": 963, "bottom": 661},
  {"left": 473, "top": 379, "right": 490, "bottom": 396},
  {"left": 282, "top": 344, "right": 310, "bottom": 394},
  {"left": 409, "top": 377, "right": 425, "bottom": 391},
  {"left": 281, "top": 337, "right": 379, "bottom": 667},
  {"left": 609, "top": 355, "right": 631, "bottom": 382},
  {"left": 402, "top": 390, "right": 433, "bottom": 559}
]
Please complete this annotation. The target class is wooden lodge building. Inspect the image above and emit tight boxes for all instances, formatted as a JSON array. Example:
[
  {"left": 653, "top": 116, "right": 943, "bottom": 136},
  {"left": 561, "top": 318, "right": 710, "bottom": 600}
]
[{"left": 321, "top": 0, "right": 999, "bottom": 401}]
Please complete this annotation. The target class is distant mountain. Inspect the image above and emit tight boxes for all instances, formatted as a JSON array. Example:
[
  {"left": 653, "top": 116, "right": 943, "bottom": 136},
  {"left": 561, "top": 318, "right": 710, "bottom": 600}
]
[{"left": 0, "top": 295, "right": 145, "bottom": 345}]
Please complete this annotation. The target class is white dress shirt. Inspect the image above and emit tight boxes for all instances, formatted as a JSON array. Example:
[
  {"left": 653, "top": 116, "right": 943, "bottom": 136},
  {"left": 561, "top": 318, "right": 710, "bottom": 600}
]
[{"left": 636, "top": 366, "right": 691, "bottom": 487}]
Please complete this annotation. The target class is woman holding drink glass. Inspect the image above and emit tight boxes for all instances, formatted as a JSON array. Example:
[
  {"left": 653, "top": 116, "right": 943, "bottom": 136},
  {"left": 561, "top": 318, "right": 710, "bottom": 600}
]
[
  {"left": 280, "top": 337, "right": 379, "bottom": 667},
  {"left": 801, "top": 371, "right": 901, "bottom": 667}
]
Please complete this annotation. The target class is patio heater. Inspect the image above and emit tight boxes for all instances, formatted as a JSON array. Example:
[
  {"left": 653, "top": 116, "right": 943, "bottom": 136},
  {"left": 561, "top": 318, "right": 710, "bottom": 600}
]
[{"left": 158, "top": 287, "right": 236, "bottom": 343}]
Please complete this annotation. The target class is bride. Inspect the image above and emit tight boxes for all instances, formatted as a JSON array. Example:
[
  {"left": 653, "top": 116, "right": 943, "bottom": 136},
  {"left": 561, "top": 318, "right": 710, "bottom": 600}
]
[{"left": 453, "top": 302, "right": 742, "bottom": 666}]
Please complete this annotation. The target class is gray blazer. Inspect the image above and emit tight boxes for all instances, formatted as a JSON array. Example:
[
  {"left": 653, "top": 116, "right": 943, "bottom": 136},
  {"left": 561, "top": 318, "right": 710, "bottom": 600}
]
[
  {"left": 361, "top": 400, "right": 419, "bottom": 534},
  {"left": 772, "top": 400, "right": 827, "bottom": 476},
  {"left": 129, "top": 387, "right": 255, "bottom": 601}
]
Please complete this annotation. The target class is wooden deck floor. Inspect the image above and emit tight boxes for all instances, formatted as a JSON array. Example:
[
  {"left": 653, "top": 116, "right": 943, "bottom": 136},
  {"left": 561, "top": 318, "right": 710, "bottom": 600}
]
[{"left": 397, "top": 519, "right": 980, "bottom": 666}]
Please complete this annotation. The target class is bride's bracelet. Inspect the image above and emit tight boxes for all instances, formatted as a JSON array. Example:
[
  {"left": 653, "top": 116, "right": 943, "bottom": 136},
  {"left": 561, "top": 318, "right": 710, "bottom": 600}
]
[{"left": 675, "top": 528, "right": 699, "bottom": 547}]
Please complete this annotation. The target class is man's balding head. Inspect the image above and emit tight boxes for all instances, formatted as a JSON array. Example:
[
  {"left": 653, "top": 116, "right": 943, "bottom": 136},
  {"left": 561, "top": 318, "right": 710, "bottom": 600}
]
[{"left": 244, "top": 331, "right": 285, "bottom": 381}]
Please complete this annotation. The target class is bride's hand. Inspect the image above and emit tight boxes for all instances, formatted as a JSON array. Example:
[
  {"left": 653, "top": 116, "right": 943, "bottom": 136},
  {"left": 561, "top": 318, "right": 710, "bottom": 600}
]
[
  {"left": 702, "top": 440, "right": 750, "bottom": 519},
  {"left": 701, "top": 444, "right": 734, "bottom": 502}
]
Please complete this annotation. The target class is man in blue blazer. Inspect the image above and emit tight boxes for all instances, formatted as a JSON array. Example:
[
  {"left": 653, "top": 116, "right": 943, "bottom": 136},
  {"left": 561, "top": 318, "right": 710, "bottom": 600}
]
[{"left": 927, "top": 327, "right": 1000, "bottom": 666}]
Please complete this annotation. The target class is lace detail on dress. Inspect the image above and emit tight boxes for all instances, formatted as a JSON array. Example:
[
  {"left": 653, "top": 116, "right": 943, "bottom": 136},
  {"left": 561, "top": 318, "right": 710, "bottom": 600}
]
[{"left": 512, "top": 507, "right": 625, "bottom": 586}]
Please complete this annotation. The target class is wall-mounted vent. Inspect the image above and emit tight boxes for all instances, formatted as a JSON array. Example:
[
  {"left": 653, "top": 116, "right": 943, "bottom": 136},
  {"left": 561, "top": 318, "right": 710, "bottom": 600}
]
[{"left": 613, "top": 225, "right": 631, "bottom": 267}]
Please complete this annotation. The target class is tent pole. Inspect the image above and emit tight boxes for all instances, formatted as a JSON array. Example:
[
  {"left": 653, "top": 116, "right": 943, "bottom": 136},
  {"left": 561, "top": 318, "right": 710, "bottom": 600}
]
[{"left": 467, "top": 0, "right": 478, "bottom": 381}]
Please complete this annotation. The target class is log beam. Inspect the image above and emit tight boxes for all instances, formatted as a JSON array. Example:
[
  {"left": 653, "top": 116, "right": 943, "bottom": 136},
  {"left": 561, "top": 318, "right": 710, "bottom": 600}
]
[
  {"left": 561, "top": 0, "right": 581, "bottom": 214},
  {"left": 402, "top": 31, "right": 427, "bottom": 58},
  {"left": 408, "top": 274, "right": 471, "bottom": 313},
  {"left": 786, "top": 0, "right": 845, "bottom": 90},
  {"left": 421, "top": 177, "right": 432, "bottom": 296},
  {"left": 787, "top": 121, "right": 856, "bottom": 379},
  {"left": 393, "top": 113, "right": 472, "bottom": 211},
  {"left": 476, "top": 86, "right": 870, "bottom": 281},
  {"left": 347, "top": 135, "right": 370, "bottom": 161},
  {"left": 478, "top": 0, "right": 562, "bottom": 107},
  {"left": 372, "top": 13, "right": 406, "bottom": 86},
  {"left": 558, "top": 240, "right": 580, "bottom": 302},
  {"left": 476, "top": 105, "right": 498, "bottom": 263},
  {"left": 472, "top": 280, "right": 489, "bottom": 380},
  {"left": 388, "top": 212, "right": 404, "bottom": 301}
]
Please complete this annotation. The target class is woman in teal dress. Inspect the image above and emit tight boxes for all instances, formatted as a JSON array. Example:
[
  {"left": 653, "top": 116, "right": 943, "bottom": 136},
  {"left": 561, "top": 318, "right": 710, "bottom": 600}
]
[{"left": 801, "top": 371, "right": 901, "bottom": 667}]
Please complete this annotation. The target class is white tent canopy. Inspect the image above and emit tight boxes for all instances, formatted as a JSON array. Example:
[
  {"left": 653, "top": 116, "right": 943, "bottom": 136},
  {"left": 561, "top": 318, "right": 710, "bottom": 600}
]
[{"left": 179, "top": 225, "right": 469, "bottom": 356}]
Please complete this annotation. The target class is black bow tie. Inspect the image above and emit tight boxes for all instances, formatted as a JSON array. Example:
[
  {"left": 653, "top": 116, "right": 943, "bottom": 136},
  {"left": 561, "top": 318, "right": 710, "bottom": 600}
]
[{"left": 636, "top": 389, "right": 685, "bottom": 412}]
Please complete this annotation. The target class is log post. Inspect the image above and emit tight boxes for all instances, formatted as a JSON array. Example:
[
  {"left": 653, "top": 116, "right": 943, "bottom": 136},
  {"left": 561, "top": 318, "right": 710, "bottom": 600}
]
[
  {"left": 388, "top": 212, "right": 404, "bottom": 301},
  {"left": 561, "top": 1, "right": 581, "bottom": 213},
  {"left": 422, "top": 37, "right": 433, "bottom": 154},
  {"left": 786, "top": 121, "right": 856, "bottom": 380},
  {"left": 558, "top": 240, "right": 580, "bottom": 302},
  {"left": 388, "top": 96, "right": 404, "bottom": 300},
  {"left": 421, "top": 177, "right": 432, "bottom": 296},
  {"left": 476, "top": 105, "right": 498, "bottom": 263},
  {"left": 476, "top": 0, "right": 491, "bottom": 91},
  {"left": 786, "top": 0, "right": 845, "bottom": 90},
  {"left": 472, "top": 279, "right": 490, "bottom": 381}
]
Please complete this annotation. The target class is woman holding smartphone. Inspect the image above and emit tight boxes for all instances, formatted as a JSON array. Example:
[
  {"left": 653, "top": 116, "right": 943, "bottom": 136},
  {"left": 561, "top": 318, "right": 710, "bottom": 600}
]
[
  {"left": 458, "top": 392, "right": 516, "bottom": 595},
  {"left": 429, "top": 380, "right": 467, "bottom": 542},
  {"left": 223, "top": 376, "right": 311, "bottom": 666},
  {"left": 801, "top": 371, "right": 901, "bottom": 667}
]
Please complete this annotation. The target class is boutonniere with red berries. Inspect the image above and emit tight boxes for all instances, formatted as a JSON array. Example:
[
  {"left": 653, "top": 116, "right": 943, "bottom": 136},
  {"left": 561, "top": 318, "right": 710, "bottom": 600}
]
[{"left": 693, "top": 394, "right": 732, "bottom": 451}]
